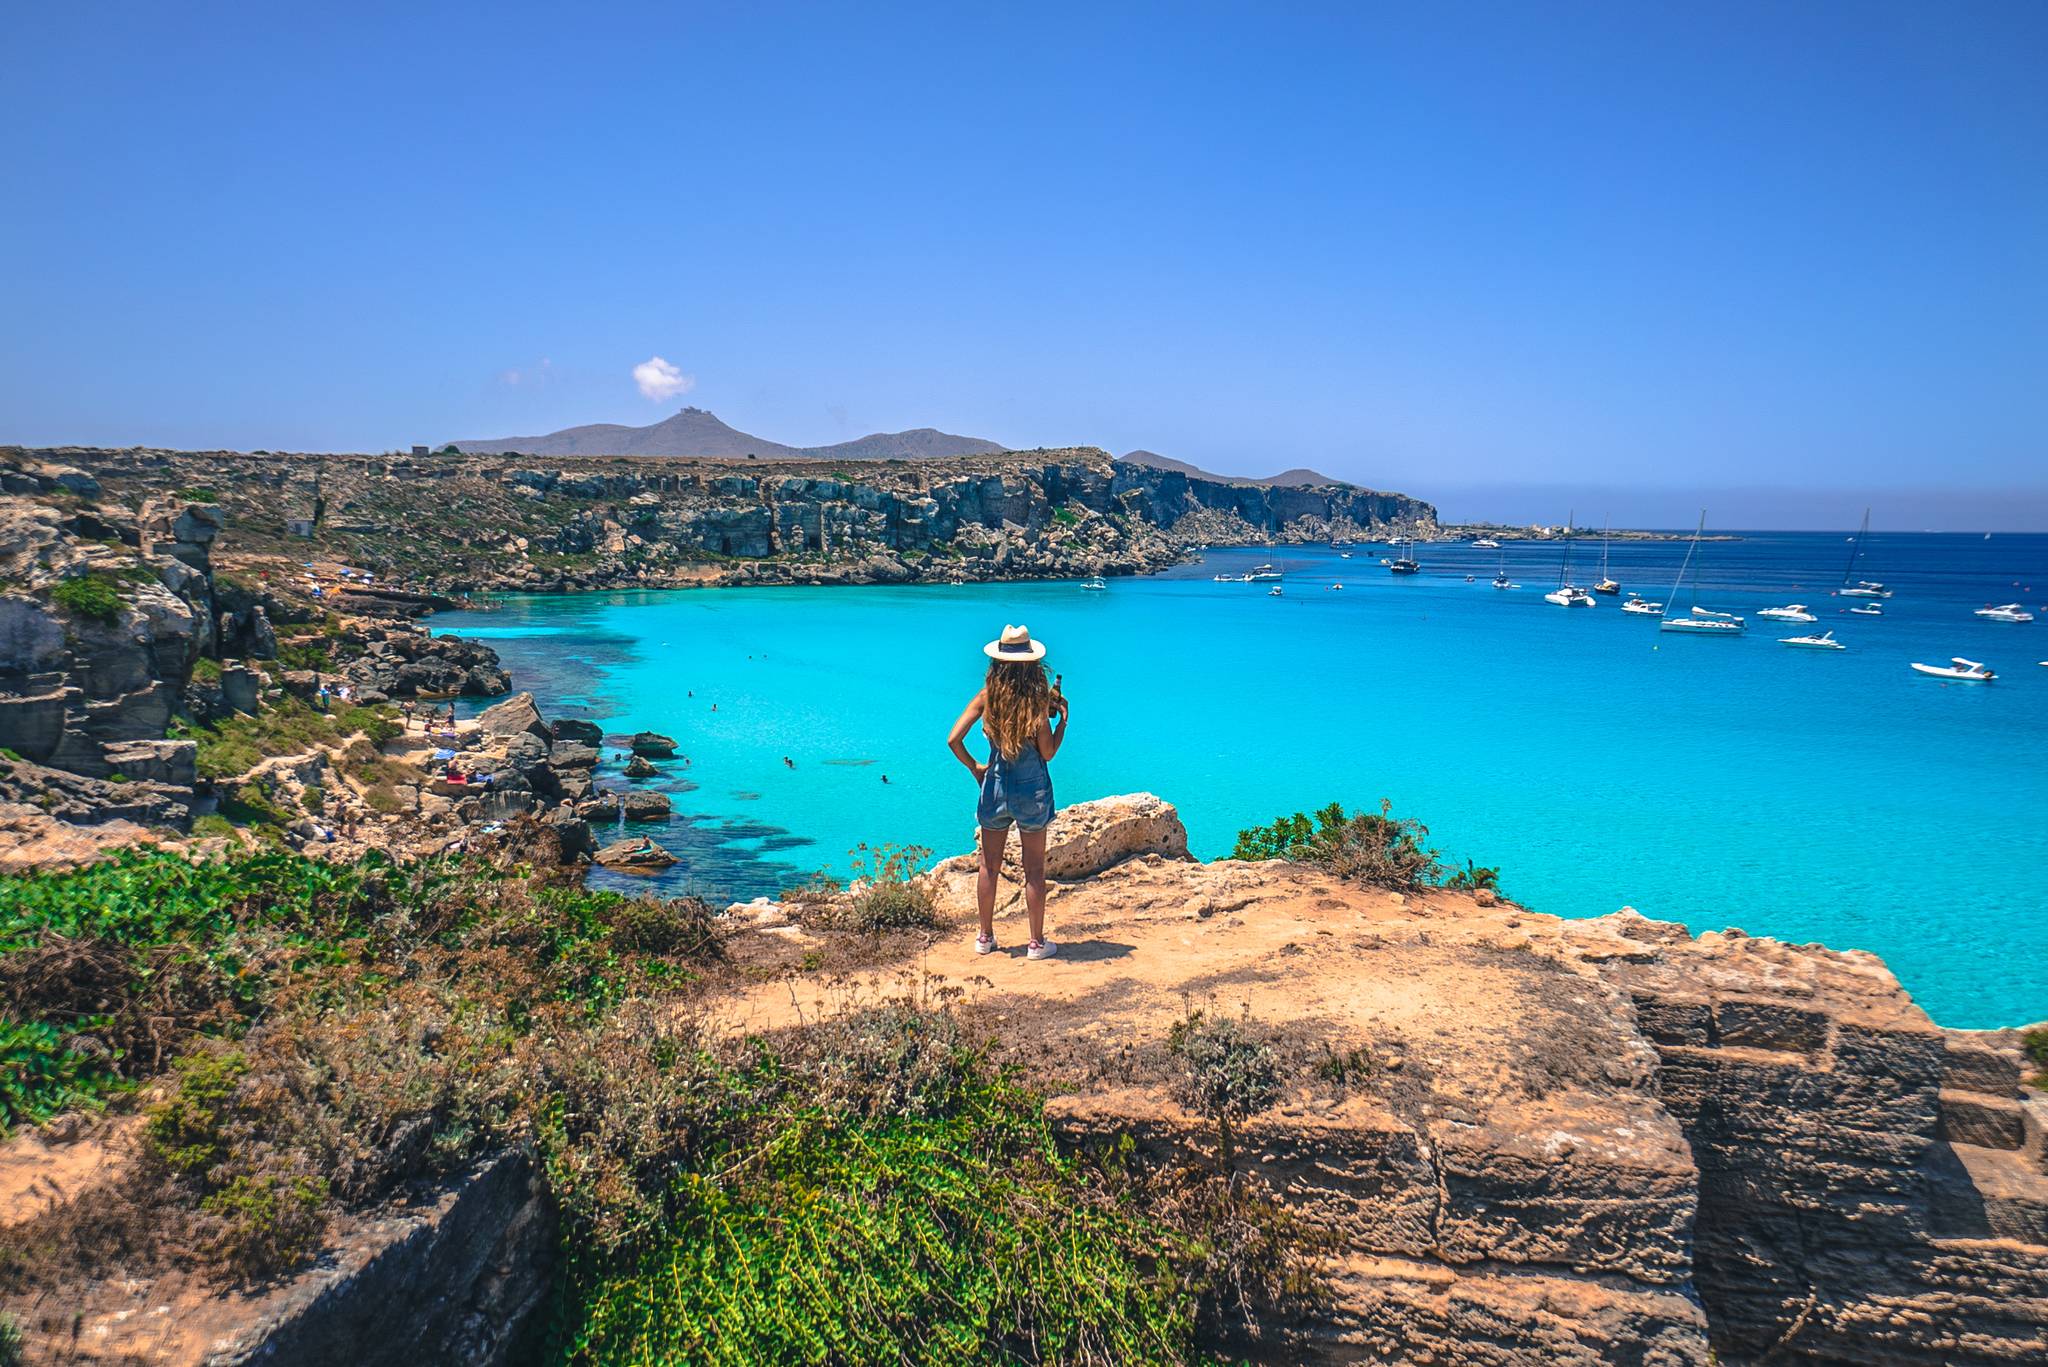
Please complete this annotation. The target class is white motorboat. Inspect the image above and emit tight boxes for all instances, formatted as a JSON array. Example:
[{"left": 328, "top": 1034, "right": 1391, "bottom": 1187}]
[
  {"left": 1245, "top": 564, "right": 1283, "bottom": 583},
  {"left": 1848, "top": 603, "right": 1883, "bottom": 616},
  {"left": 1473, "top": 538, "right": 1501, "bottom": 549},
  {"left": 1328, "top": 583, "right": 1344, "bottom": 591},
  {"left": 1837, "top": 510, "right": 1890, "bottom": 596},
  {"left": 1757, "top": 604, "right": 1817, "bottom": 623},
  {"left": 1621, "top": 595, "right": 1663, "bottom": 615},
  {"left": 1660, "top": 513, "right": 1745, "bottom": 635},
  {"left": 1975, "top": 604, "right": 2034, "bottom": 623},
  {"left": 1781, "top": 631, "right": 1844, "bottom": 650},
  {"left": 1389, "top": 535, "right": 1413, "bottom": 547},
  {"left": 1910, "top": 657, "right": 1995, "bottom": 682},
  {"left": 1080, "top": 576, "right": 1107, "bottom": 591},
  {"left": 1212, "top": 573, "right": 1242, "bottom": 582},
  {"left": 1339, "top": 551, "right": 1352, "bottom": 559},
  {"left": 1267, "top": 586, "right": 1283, "bottom": 597}
]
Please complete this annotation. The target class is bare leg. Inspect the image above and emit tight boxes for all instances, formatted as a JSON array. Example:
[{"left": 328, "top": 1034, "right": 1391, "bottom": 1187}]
[
  {"left": 1019, "top": 828, "right": 1048, "bottom": 944},
  {"left": 977, "top": 826, "right": 1009, "bottom": 941}
]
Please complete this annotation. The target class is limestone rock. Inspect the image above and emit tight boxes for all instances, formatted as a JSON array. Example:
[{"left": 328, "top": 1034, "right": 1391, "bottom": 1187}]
[
  {"left": 594, "top": 835, "right": 677, "bottom": 870},
  {"left": 932, "top": 792, "right": 1190, "bottom": 883},
  {"left": 622, "top": 754, "right": 658, "bottom": 778},
  {"left": 626, "top": 730, "right": 678, "bottom": 758},
  {"left": 475, "top": 691, "right": 548, "bottom": 741},
  {"left": 549, "top": 718, "right": 603, "bottom": 745},
  {"left": 548, "top": 741, "right": 601, "bottom": 771},
  {"left": 578, "top": 789, "right": 672, "bottom": 822}
]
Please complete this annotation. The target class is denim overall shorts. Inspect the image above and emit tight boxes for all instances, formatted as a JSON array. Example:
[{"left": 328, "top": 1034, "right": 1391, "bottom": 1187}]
[{"left": 977, "top": 733, "right": 1054, "bottom": 832}]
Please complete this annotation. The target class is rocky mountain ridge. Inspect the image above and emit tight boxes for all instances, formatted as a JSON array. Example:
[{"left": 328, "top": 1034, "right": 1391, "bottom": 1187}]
[{"left": 448, "top": 405, "right": 1008, "bottom": 460}]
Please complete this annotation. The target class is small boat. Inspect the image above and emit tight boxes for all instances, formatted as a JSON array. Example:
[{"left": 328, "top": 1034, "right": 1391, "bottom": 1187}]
[
  {"left": 1848, "top": 603, "right": 1883, "bottom": 617},
  {"left": 1758, "top": 604, "right": 1818, "bottom": 623},
  {"left": 1837, "top": 510, "right": 1891, "bottom": 596},
  {"left": 1389, "top": 557, "right": 1421, "bottom": 575},
  {"left": 1212, "top": 573, "right": 1243, "bottom": 582},
  {"left": 1268, "top": 586, "right": 1284, "bottom": 597},
  {"left": 1660, "top": 513, "right": 1745, "bottom": 635},
  {"left": 1593, "top": 521, "right": 1619, "bottom": 594},
  {"left": 1245, "top": 564, "right": 1283, "bottom": 583},
  {"left": 1621, "top": 594, "right": 1663, "bottom": 615},
  {"left": 1080, "top": 576, "right": 1107, "bottom": 591},
  {"left": 1389, "top": 535, "right": 1413, "bottom": 547},
  {"left": 1473, "top": 537, "right": 1501, "bottom": 549},
  {"left": 1339, "top": 551, "right": 1353, "bottom": 559},
  {"left": 1328, "top": 583, "right": 1344, "bottom": 591},
  {"left": 1910, "top": 657, "right": 1994, "bottom": 682},
  {"left": 1975, "top": 604, "right": 2034, "bottom": 623},
  {"left": 1545, "top": 512, "right": 1596, "bottom": 606},
  {"left": 1464, "top": 574, "right": 1476, "bottom": 583},
  {"left": 1781, "top": 631, "right": 1844, "bottom": 650}
]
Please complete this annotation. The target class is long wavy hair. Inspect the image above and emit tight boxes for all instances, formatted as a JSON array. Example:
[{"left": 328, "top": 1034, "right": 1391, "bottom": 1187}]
[{"left": 982, "top": 659, "right": 1052, "bottom": 761}]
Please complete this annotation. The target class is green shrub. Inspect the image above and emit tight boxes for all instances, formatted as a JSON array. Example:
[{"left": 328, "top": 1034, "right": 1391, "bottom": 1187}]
[
  {"left": 0, "top": 1016, "right": 121, "bottom": 1136},
  {"left": 190, "top": 813, "right": 237, "bottom": 839},
  {"left": 190, "top": 657, "right": 223, "bottom": 684},
  {"left": 2023, "top": 1028, "right": 2048, "bottom": 1091},
  {"left": 802, "top": 843, "right": 938, "bottom": 934},
  {"left": 0, "top": 1310, "right": 23, "bottom": 1367},
  {"left": 50, "top": 572, "right": 124, "bottom": 623},
  {"left": 1167, "top": 1009, "right": 1282, "bottom": 1177},
  {"left": 200, "top": 1173, "right": 330, "bottom": 1280},
  {"left": 1053, "top": 505, "right": 1080, "bottom": 526},
  {"left": 174, "top": 487, "right": 220, "bottom": 502},
  {"left": 1231, "top": 800, "right": 1444, "bottom": 890}
]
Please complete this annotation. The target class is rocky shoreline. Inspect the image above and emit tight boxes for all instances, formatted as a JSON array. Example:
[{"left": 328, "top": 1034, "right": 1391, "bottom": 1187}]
[{"left": 8, "top": 444, "right": 1440, "bottom": 597}]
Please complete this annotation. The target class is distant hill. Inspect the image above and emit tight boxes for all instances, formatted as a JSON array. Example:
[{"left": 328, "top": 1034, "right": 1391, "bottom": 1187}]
[
  {"left": 451, "top": 407, "right": 1007, "bottom": 461},
  {"left": 1121, "top": 450, "right": 1339, "bottom": 487}
]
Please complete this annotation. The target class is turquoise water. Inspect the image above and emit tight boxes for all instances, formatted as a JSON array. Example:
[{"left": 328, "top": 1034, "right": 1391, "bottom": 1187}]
[{"left": 437, "top": 532, "right": 2048, "bottom": 1028}]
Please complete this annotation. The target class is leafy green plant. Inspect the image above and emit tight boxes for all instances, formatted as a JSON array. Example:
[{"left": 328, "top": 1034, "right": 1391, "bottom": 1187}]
[
  {"left": 0, "top": 1310, "right": 23, "bottom": 1367},
  {"left": 174, "top": 486, "right": 220, "bottom": 502},
  {"left": 2023, "top": 1028, "right": 2048, "bottom": 1091},
  {"left": 1444, "top": 859, "right": 1502, "bottom": 893},
  {"left": 1230, "top": 800, "right": 1444, "bottom": 890},
  {"left": 49, "top": 572, "right": 124, "bottom": 623},
  {"left": 0, "top": 1017, "right": 121, "bottom": 1135},
  {"left": 799, "top": 844, "right": 939, "bottom": 935}
]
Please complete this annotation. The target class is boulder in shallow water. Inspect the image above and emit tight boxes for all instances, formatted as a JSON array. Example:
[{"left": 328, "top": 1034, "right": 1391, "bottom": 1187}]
[
  {"left": 595, "top": 836, "right": 677, "bottom": 870},
  {"left": 626, "top": 730, "right": 677, "bottom": 758},
  {"left": 622, "top": 754, "right": 658, "bottom": 778},
  {"left": 578, "top": 789, "right": 671, "bottom": 822}
]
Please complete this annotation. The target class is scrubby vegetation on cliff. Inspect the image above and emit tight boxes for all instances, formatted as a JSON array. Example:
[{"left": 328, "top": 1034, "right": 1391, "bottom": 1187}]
[
  {"left": 1230, "top": 799, "right": 1502, "bottom": 895},
  {"left": 1, "top": 838, "right": 1321, "bottom": 1363}
]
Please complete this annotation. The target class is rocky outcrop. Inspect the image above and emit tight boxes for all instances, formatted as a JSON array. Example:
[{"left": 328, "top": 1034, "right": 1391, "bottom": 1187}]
[
  {"left": 595, "top": 835, "right": 677, "bottom": 869},
  {"left": 747, "top": 797, "right": 2048, "bottom": 1367},
  {"left": 332, "top": 628, "right": 509, "bottom": 701}
]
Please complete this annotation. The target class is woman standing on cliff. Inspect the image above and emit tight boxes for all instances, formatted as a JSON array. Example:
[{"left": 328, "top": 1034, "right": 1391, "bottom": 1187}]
[{"left": 947, "top": 624, "right": 1068, "bottom": 960}]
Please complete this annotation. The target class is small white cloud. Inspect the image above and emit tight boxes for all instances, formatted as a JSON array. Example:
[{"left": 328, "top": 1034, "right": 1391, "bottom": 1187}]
[
  {"left": 633, "top": 356, "right": 695, "bottom": 402},
  {"left": 498, "top": 357, "right": 555, "bottom": 387}
]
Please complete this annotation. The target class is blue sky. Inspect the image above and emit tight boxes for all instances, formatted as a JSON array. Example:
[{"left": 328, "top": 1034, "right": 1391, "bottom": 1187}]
[{"left": 4, "top": 2, "right": 2044, "bottom": 527}]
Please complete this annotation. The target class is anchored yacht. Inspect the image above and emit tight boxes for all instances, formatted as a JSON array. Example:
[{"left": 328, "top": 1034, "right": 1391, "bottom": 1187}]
[
  {"left": 1975, "top": 604, "right": 2034, "bottom": 623},
  {"left": 1758, "top": 604, "right": 1818, "bottom": 623},
  {"left": 1781, "top": 631, "right": 1845, "bottom": 650},
  {"left": 1910, "top": 657, "right": 1995, "bottom": 681}
]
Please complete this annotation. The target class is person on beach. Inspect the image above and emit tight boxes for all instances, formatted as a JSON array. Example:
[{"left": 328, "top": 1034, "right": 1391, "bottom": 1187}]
[{"left": 947, "top": 624, "right": 1069, "bottom": 961}]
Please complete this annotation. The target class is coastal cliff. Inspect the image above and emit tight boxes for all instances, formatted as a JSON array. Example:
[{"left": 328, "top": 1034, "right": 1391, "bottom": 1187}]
[
  {"left": 6, "top": 445, "right": 1438, "bottom": 594},
  {"left": 4, "top": 797, "right": 2043, "bottom": 1365}
]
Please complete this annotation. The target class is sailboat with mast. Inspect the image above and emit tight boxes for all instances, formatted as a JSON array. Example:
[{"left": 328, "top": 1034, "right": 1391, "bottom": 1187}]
[
  {"left": 1660, "top": 512, "right": 1744, "bottom": 634},
  {"left": 1594, "top": 520, "right": 1620, "bottom": 595},
  {"left": 1839, "top": 508, "right": 1890, "bottom": 598},
  {"left": 1543, "top": 512, "right": 1596, "bottom": 607}
]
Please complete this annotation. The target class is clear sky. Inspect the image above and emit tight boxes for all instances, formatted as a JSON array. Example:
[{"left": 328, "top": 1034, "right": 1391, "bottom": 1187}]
[{"left": 5, "top": 2, "right": 2044, "bottom": 527}]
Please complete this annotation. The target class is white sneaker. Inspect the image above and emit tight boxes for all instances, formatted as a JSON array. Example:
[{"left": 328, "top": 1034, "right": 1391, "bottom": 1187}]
[
  {"left": 1026, "top": 939, "right": 1058, "bottom": 961},
  {"left": 975, "top": 933, "right": 998, "bottom": 956}
]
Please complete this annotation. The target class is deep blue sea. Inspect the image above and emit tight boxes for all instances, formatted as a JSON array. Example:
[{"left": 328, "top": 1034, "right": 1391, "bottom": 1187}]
[{"left": 435, "top": 531, "right": 2048, "bottom": 1028}]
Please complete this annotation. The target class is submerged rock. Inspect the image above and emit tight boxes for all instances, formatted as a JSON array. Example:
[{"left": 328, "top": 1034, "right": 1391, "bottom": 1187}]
[{"left": 622, "top": 753, "right": 658, "bottom": 778}]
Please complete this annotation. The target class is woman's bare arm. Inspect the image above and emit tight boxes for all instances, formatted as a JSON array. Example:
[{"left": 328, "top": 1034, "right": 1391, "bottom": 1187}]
[
  {"left": 1034, "top": 685, "right": 1068, "bottom": 761},
  {"left": 947, "top": 691, "right": 988, "bottom": 779}
]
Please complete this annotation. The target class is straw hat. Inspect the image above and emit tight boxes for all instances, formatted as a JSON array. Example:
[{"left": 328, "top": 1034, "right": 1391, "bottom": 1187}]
[{"left": 983, "top": 623, "right": 1047, "bottom": 662}]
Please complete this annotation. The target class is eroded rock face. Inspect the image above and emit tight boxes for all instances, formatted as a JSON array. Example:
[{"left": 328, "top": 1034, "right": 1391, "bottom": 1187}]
[{"left": 928, "top": 791, "right": 1192, "bottom": 884}]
